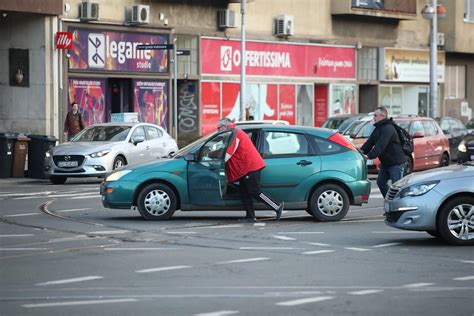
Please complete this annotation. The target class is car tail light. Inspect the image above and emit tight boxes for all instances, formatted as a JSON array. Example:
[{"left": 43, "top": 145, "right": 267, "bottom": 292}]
[{"left": 328, "top": 133, "right": 358, "bottom": 152}]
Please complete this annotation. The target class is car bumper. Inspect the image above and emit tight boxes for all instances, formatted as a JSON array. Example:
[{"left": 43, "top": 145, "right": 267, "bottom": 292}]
[
  {"left": 100, "top": 180, "right": 137, "bottom": 209},
  {"left": 44, "top": 155, "right": 114, "bottom": 178},
  {"left": 383, "top": 190, "right": 441, "bottom": 231},
  {"left": 349, "top": 179, "right": 371, "bottom": 205}
]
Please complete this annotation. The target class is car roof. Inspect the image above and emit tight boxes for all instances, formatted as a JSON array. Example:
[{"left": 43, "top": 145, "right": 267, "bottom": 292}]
[
  {"left": 239, "top": 124, "right": 334, "bottom": 137},
  {"left": 86, "top": 122, "right": 161, "bottom": 128},
  {"left": 235, "top": 120, "right": 289, "bottom": 125}
]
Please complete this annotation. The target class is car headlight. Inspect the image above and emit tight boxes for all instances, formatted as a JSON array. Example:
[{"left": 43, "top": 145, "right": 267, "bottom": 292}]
[
  {"left": 89, "top": 150, "right": 111, "bottom": 158},
  {"left": 399, "top": 181, "right": 439, "bottom": 198},
  {"left": 458, "top": 141, "right": 467, "bottom": 153},
  {"left": 105, "top": 169, "right": 132, "bottom": 182},
  {"left": 45, "top": 150, "right": 52, "bottom": 158}
]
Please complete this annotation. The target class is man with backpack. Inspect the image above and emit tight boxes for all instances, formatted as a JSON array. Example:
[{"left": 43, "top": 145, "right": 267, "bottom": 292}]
[{"left": 361, "top": 106, "right": 406, "bottom": 198}]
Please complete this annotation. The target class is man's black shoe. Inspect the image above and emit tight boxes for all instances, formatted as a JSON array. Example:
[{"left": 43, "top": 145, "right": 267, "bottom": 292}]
[
  {"left": 275, "top": 202, "right": 284, "bottom": 221},
  {"left": 239, "top": 217, "right": 257, "bottom": 223}
]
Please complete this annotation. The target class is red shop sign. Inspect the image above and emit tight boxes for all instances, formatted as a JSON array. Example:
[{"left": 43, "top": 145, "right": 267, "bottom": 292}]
[
  {"left": 201, "top": 38, "right": 356, "bottom": 79},
  {"left": 56, "top": 32, "right": 73, "bottom": 49}
]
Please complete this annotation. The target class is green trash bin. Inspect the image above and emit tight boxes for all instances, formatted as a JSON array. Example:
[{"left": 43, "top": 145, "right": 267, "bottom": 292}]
[
  {"left": 12, "top": 135, "right": 30, "bottom": 178},
  {"left": 27, "top": 134, "right": 58, "bottom": 179},
  {"left": 0, "top": 132, "right": 18, "bottom": 178}
]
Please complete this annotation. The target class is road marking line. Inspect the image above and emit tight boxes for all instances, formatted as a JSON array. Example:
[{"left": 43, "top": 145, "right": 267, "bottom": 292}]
[
  {"left": 0, "top": 248, "right": 49, "bottom": 251},
  {"left": 136, "top": 265, "right": 191, "bottom": 273},
  {"left": 4, "top": 213, "right": 40, "bottom": 217},
  {"left": 302, "top": 250, "right": 335, "bottom": 255},
  {"left": 372, "top": 243, "right": 401, "bottom": 248},
  {"left": 0, "top": 191, "right": 55, "bottom": 197},
  {"left": 166, "top": 232, "right": 197, "bottom": 234},
  {"left": 371, "top": 231, "right": 426, "bottom": 234},
  {"left": 403, "top": 283, "right": 434, "bottom": 288},
  {"left": 459, "top": 260, "right": 474, "bottom": 264},
  {"left": 276, "top": 296, "right": 334, "bottom": 306},
  {"left": 307, "top": 242, "right": 331, "bottom": 247},
  {"left": 36, "top": 276, "right": 103, "bottom": 286},
  {"left": 104, "top": 248, "right": 181, "bottom": 251},
  {"left": 348, "top": 289, "right": 384, "bottom": 295},
  {"left": 278, "top": 232, "right": 325, "bottom": 234},
  {"left": 0, "top": 234, "right": 34, "bottom": 238},
  {"left": 195, "top": 310, "right": 239, "bottom": 316},
  {"left": 70, "top": 195, "right": 100, "bottom": 200},
  {"left": 23, "top": 298, "right": 137, "bottom": 308},
  {"left": 217, "top": 257, "right": 270, "bottom": 265},
  {"left": 47, "top": 192, "right": 99, "bottom": 198},
  {"left": 239, "top": 247, "right": 298, "bottom": 250},
  {"left": 370, "top": 194, "right": 384, "bottom": 199},
  {"left": 56, "top": 208, "right": 91, "bottom": 213},
  {"left": 453, "top": 276, "right": 474, "bottom": 281},
  {"left": 344, "top": 247, "right": 371, "bottom": 252},
  {"left": 273, "top": 235, "right": 296, "bottom": 241},
  {"left": 87, "top": 230, "right": 130, "bottom": 235}
]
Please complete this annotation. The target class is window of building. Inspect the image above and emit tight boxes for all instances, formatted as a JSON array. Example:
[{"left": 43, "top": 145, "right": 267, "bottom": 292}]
[
  {"left": 357, "top": 47, "right": 378, "bottom": 81},
  {"left": 444, "top": 66, "right": 466, "bottom": 99},
  {"left": 465, "top": 0, "right": 474, "bottom": 23},
  {"left": 176, "top": 35, "right": 198, "bottom": 77},
  {"left": 379, "top": 86, "right": 402, "bottom": 115}
]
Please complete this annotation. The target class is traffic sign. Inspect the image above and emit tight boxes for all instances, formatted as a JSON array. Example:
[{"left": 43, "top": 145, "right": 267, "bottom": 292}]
[
  {"left": 136, "top": 44, "right": 174, "bottom": 50},
  {"left": 176, "top": 50, "right": 190, "bottom": 56}
]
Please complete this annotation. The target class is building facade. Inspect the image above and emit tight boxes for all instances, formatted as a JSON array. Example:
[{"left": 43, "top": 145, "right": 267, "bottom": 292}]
[{"left": 1, "top": 0, "right": 473, "bottom": 144}]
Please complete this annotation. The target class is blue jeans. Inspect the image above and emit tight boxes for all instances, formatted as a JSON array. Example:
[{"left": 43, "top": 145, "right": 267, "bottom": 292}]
[{"left": 377, "top": 164, "right": 404, "bottom": 198}]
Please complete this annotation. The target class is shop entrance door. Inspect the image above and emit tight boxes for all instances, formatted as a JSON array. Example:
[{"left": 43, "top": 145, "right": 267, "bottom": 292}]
[{"left": 109, "top": 78, "right": 132, "bottom": 115}]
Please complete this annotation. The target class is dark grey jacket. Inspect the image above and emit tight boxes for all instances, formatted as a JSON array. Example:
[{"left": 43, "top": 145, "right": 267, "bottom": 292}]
[{"left": 361, "top": 118, "right": 406, "bottom": 166}]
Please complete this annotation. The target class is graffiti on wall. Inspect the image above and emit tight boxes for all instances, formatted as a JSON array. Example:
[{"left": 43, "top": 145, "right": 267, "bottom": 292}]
[{"left": 178, "top": 82, "right": 199, "bottom": 138}]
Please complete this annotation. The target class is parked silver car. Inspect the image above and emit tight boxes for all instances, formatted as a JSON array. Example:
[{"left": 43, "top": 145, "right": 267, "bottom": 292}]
[
  {"left": 44, "top": 122, "right": 178, "bottom": 184},
  {"left": 384, "top": 162, "right": 474, "bottom": 245}
]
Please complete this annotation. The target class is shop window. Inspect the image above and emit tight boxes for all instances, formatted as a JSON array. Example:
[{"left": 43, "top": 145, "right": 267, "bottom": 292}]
[
  {"left": 444, "top": 66, "right": 466, "bottom": 99},
  {"left": 357, "top": 47, "right": 377, "bottom": 81},
  {"left": 379, "top": 86, "right": 402, "bottom": 115}
]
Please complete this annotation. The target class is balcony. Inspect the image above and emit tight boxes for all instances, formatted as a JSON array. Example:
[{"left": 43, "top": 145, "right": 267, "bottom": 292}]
[{"left": 331, "top": 0, "right": 417, "bottom": 21}]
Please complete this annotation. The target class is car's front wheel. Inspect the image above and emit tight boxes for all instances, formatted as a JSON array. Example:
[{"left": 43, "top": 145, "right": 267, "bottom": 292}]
[
  {"left": 113, "top": 156, "right": 126, "bottom": 170},
  {"left": 137, "top": 183, "right": 177, "bottom": 221},
  {"left": 437, "top": 196, "right": 474, "bottom": 246},
  {"left": 308, "top": 184, "right": 349, "bottom": 222},
  {"left": 50, "top": 176, "right": 67, "bottom": 185}
]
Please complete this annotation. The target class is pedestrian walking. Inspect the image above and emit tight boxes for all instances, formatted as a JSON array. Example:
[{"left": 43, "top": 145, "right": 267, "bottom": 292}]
[
  {"left": 64, "top": 102, "right": 85, "bottom": 141},
  {"left": 360, "top": 106, "right": 406, "bottom": 197},
  {"left": 217, "top": 118, "right": 284, "bottom": 222}
]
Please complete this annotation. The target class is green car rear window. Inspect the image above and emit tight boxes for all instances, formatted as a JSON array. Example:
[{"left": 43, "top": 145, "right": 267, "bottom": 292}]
[{"left": 310, "top": 135, "right": 347, "bottom": 155}]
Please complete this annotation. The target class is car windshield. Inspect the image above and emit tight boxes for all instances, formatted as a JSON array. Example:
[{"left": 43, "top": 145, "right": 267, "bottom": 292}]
[
  {"left": 322, "top": 118, "right": 346, "bottom": 130},
  {"left": 356, "top": 122, "right": 375, "bottom": 138},
  {"left": 343, "top": 119, "right": 368, "bottom": 135},
  {"left": 466, "top": 119, "right": 474, "bottom": 129},
  {"left": 338, "top": 116, "right": 361, "bottom": 133},
  {"left": 395, "top": 120, "right": 410, "bottom": 130},
  {"left": 173, "top": 135, "right": 211, "bottom": 158},
  {"left": 72, "top": 126, "right": 131, "bottom": 142}
]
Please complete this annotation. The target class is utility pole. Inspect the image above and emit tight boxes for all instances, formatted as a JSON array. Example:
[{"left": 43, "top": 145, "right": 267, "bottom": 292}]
[{"left": 240, "top": 0, "right": 246, "bottom": 121}]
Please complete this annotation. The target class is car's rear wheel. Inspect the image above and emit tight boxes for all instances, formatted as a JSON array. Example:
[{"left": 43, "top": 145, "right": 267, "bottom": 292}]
[
  {"left": 137, "top": 183, "right": 177, "bottom": 221},
  {"left": 113, "top": 156, "right": 126, "bottom": 170},
  {"left": 50, "top": 176, "right": 67, "bottom": 185},
  {"left": 308, "top": 184, "right": 349, "bottom": 222},
  {"left": 437, "top": 196, "right": 474, "bottom": 246},
  {"left": 441, "top": 153, "right": 450, "bottom": 167},
  {"left": 403, "top": 155, "right": 413, "bottom": 175}
]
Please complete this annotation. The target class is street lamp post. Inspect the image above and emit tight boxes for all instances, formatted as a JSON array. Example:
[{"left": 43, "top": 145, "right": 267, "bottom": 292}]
[
  {"left": 240, "top": 0, "right": 246, "bottom": 121},
  {"left": 422, "top": 0, "right": 440, "bottom": 118}
]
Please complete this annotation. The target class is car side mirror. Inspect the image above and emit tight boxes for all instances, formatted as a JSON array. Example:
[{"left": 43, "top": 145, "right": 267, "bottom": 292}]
[
  {"left": 132, "top": 135, "right": 145, "bottom": 145},
  {"left": 413, "top": 131, "right": 425, "bottom": 138},
  {"left": 184, "top": 153, "right": 196, "bottom": 162}
]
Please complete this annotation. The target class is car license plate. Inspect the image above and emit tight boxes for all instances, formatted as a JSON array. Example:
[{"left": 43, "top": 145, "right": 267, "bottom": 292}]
[
  {"left": 58, "top": 161, "right": 78, "bottom": 167},
  {"left": 366, "top": 159, "right": 373, "bottom": 166},
  {"left": 384, "top": 200, "right": 391, "bottom": 212}
]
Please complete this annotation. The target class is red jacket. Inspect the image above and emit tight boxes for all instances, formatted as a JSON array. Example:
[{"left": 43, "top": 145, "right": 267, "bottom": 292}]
[{"left": 225, "top": 128, "right": 266, "bottom": 182}]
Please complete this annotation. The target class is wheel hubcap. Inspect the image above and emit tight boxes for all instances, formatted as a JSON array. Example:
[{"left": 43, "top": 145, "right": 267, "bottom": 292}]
[
  {"left": 114, "top": 160, "right": 124, "bottom": 169},
  {"left": 447, "top": 203, "right": 474, "bottom": 240},
  {"left": 144, "top": 189, "right": 171, "bottom": 216},
  {"left": 317, "top": 190, "right": 343, "bottom": 216}
]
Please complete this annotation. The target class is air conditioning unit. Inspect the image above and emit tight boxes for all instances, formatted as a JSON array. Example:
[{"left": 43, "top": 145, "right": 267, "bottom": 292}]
[
  {"left": 218, "top": 9, "right": 237, "bottom": 28},
  {"left": 437, "top": 32, "right": 445, "bottom": 47},
  {"left": 79, "top": 2, "right": 99, "bottom": 21},
  {"left": 274, "top": 15, "right": 294, "bottom": 37},
  {"left": 126, "top": 5, "right": 150, "bottom": 24}
]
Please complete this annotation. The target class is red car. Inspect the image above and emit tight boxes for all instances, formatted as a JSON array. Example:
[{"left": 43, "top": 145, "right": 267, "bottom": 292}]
[{"left": 349, "top": 116, "right": 450, "bottom": 174}]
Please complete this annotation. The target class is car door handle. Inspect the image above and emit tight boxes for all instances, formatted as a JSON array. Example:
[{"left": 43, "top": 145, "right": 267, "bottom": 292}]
[{"left": 297, "top": 160, "right": 312, "bottom": 166}]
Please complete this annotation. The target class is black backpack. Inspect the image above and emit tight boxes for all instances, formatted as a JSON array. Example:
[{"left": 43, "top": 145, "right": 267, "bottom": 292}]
[{"left": 393, "top": 123, "right": 414, "bottom": 155}]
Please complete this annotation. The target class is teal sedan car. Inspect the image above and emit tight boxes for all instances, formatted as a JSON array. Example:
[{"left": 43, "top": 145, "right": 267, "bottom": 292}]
[{"left": 100, "top": 125, "right": 371, "bottom": 222}]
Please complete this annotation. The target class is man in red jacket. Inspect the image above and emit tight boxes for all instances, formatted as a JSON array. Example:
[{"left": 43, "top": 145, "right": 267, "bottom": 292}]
[{"left": 217, "top": 118, "right": 284, "bottom": 222}]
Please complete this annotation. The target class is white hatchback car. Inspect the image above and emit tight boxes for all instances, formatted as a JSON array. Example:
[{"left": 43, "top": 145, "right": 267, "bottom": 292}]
[{"left": 44, "top": 122, "right": 178, "bottom": 184}]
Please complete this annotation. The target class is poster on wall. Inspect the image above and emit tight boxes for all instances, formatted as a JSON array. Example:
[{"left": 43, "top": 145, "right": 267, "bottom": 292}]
[
  {"left": 314, "top": 85, "right": 328, "bottom": 127},
  {"left": 296, "top": 85, "right": 314, "bottom": 126},
  {"left": 279, "top": 85, "right": 296, "bottom": 125},
  {"left": 68, "top": 27, "right": 169, "bottom": 73},
  {"left": 133, "top": 80, "right": 169, "bottom": 130},
  {"left": 330, "top": 85, "right": 356, "bottom": 116},
  {"left": 178, "top": 81, "right": 199, "bottom": 139},
  {"left": 68, "top": 78, "right": 106, "bottom": 126},
  {"left": 201, "top": 82, "right": 221, "bottom": 135}
]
